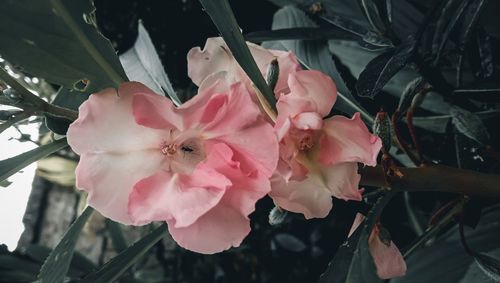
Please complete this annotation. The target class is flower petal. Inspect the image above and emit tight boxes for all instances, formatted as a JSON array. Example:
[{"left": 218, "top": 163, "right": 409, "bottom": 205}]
[
  {"left": 167, "top": 203, "right": 250, "bottom": 254},
  {"left": 131, "top": 93, "right": 182, "bottom": 130},
  {"left": 270, "top": 169, "right": 333, "bottom": 219},
  {"left": 284, "top": 70, "right": 337, "bottom": 117},
  {"left": 187, "top": 38, "right": 237, "bottom": 86},
  {"left": 319, "top": 112, "right": 382, "bottom": 167},
  {"left": 76, "top": 150, "right": 164, "bottom": 224},
  {"left": 128, "top": 167, "right": 230, "bottom": 227},
  {"left": 320, "top": 162, "right": 363, "bottom": 201},
  {"left": 270, "top": 50, "right": 302, "bottom": 96},
  {"left": 200, "top": 142, "right": 271, "bottom": 217},
  {"left": 67, "top": 83, "right": 166, "bottom": 154},
  {"left": 369, "top": 226, "right": 407, "bottom": 279}
]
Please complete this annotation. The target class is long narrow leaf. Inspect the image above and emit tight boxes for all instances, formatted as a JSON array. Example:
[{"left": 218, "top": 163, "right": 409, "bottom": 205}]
[
  {"left": 79, "top": 224, "right": 167, "bottom": 283},
  {"left": 38, "top": 206, "right": 94, "bottom": 283},
  {"left": 0, "top": 138, "right": 68, "bottom": 182},
  {"left": 198, "top": 0, "right": 276, "bottom": 108}
]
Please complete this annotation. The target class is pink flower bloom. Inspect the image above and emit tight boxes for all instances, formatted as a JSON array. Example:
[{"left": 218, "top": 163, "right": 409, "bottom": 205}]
[
  {"left": 349, "top": 213, "right": 407, "bottom": 279},
  {"left": 67, "top": 80, "right": 278, "bottom": 254},
  {"left": 187, "top": 37, "right": 301, "bottom": 95},
  {"left": 269, "top": 70, "right": 382, "bottom": 219}
]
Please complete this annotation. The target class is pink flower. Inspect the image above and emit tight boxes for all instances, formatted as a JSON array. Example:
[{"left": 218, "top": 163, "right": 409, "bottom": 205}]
[
  {"left": 349, "top": 213, "right": 407, "bottom": 279},
  {"left": 269, "top": 70, "right": 382, "bottom": 219},
  {"left": 67, "top": 80, "right": 278, "bottom": 254},
  {"left": 187, "top": 37, "right": 301, "bottom": 95}
]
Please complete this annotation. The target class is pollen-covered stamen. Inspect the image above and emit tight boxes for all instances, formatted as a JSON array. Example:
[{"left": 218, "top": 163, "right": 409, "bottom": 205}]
[
  {"left": 161, "top": 143, "right": 177, "bottom": 156},
  {"left": 298, "top": 135, "right": 314, "bottom": 151}
]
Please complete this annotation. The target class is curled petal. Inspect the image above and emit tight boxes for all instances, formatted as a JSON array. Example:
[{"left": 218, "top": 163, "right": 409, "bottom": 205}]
[
  {"left": 167, "top": 203, "right": 250, "bottom": 254},
  {"left": 319, "top": 112, "right": 382, "bottom": 167},
  {"left": 283, "top": 70, "right": 337, "bottom": 117},
  {"left": 349, "top": 214, "right": 407, "bottom": 279},
  {"left": 67, "top": 83, "right": 166, "bottom": 154},
  {"left": 200, "top": 143, "right": 271, "bottom": 217},
  {"left": 369, "top": 226, "right": 407, "bottom": 279},
  {"left": 269, "top": 163, "right": 333, "bottom": 219},
  {"left": 320, "top": 162, "right": 363, "bottom": 201},
  {"left": 76, "top": 150, "right": 164, "bottom": 224}
]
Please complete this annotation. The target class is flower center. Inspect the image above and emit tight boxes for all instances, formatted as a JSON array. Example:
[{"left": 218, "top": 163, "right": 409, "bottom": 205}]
[
  {"left": 298, "top": 135, "right": 314, "bottom": 151},
  {"left": 161, "top": 143, "right": 178, "bottom": 156}
]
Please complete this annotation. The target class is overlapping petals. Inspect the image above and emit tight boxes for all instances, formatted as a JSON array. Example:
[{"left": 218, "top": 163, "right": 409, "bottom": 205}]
[
  {"left": 270, "top": 69, "right": 382, "bottom": 219},
  {"left": 349, "top": 213, "right": 407, "bottom": 279},
  {"left": 67, "top": 80, "right": 278, "bottom": 254}
]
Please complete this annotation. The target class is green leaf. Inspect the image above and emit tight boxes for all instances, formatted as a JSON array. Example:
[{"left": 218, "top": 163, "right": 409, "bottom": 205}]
[
  {"left": 45, "top": 88, "right": 89, "bottom": 135},
  {"left": 23, "top": 244, "right": 96, "bottom": 275},
  {"left": 357, "top": 0, "right": 386, "bottom": 33},
  {"left": 119, "top": 21, "right": 181, "bottom": 106},
  {"left": 265, "top": 6, "right": 373, "bottom": 123},
  {"left": 245, "top": 27, "right": 359, "bottom": 42},
  {"left": 79, "top": 224, "right": 167, "bottom": 283},
  {"left": 0, "top": 0, "right": 127, "bottom": 93},
  {"left": 450, "top": 106, "right": 490, "bottom": 145},
  {"left": 356, "top": 35, "right": 416, "bottom": 99},
  {"left": 318, "top": 192, "right": 395, "bottom": 283},
  {"left": 105, "top": 219, "right": 128, "bottom": 253},
  {"left": 0, "top": 138, "right": 68, "bottom": 183},
  {"left": 38, "top": 206, "right": 94, "bottom": 283},
  {"left": 198, "top": 0, "right": 276, "bottom": 108}
]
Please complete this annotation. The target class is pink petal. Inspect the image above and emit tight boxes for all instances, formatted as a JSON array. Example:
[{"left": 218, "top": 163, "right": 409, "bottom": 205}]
[
  {"left": 286, "top": 70, "right": 337, "bottom": 117},
  {"left": 270, "top": 50, "right": 302, "bottom": 96},
  {"left": 291, "top": 112, "right": 324, "bottom": 130},
  {"left": 75, "top": 150, "right": 164, "bottom": 224},
  {"left": 348, "top": 214, "right": 407, "bottom": 279},
  {"left": 187, "top": 38, "right": 237, "bottom": 87},
  {"left": 128, "top": 168, "right": 230, "bottom": 227},
  {"left": 200, "top": 143, "right": 271, "bottom": 217},
  {"left": 369, "top": 226, "right": 407, "bottom": 279},
  {"left": 269, "top": 165, "right": 333, "bottom": 219},
  {"left": 216, "top": 121, "right": 279, "bottom": 178},
  {"left": 131, "top": 94, "right": 182, "bottom": 130},
  {"left": 320, "top": 162, "right": 363, "bottom": 201},
  {"left": 167, "top": 203, "right": 250, "bottom": 254},
  {"left": 319, "top": 112, "right": 382, "bottom": 167},
  {"left": 67, "top": 83, "right": 167, "bottom": 154}
]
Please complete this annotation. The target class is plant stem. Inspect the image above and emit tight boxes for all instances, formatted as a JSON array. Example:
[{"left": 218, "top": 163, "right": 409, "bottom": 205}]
[
  {"left": 359, "top": 165, "right": 500, "bottom": 198},
  {"left": 0, "top": 67, "right": 78, "bottom": 121}
]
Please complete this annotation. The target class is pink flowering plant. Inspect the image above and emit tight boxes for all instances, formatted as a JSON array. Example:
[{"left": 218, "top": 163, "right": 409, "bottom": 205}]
[{"left": 1, "top": 1, "right": 500, "bottom": 283}]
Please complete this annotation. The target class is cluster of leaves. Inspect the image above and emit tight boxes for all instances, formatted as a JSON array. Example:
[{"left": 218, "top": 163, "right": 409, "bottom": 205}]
[{"left": 0, "top": 0, "right": 499, "bottom": 282}]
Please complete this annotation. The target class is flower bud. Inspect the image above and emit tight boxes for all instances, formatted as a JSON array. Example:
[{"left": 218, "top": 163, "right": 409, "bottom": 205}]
[
  {"left": 373, "top": 110, "right": 392, "bottom": 153},
  {"left": 269, "top": 205, "right": 288, "bottom": 225},
  {"left": 265, "top": 58, "right": 279, "bottom": 92}
]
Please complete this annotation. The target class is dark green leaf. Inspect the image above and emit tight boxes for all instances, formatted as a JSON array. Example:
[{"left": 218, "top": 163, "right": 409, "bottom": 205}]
[
  {"left": 0, "top": 0, "right": 127, "bottom": 93},
  {"left": 266, "top": 6, "right": 373, "bottom": 123},
  {"left": 318, "top": 192, "right": 395, "bottom": 283},
  {"left": 198, "top": 0, "right": 276, "bottom": 108},
  {"left": 475, "top": 30, "right": 494, "bottom": 79},
  {"left": 433, "top": 0, "right": 469, "bottom": 65},
  {"left": 38, "top": 206, "right": 94, "bottom": 283},
  {"left": 0, "top": 138, "right": 68, "bottom": 183},
  {"left": 106, "top": 219, "right": 128, "bottom": 253},
  {"left": 458, "top": 0, "right": 488, "bottom": 51},
  {"left": 266, "top": 0, "right": 393, "bottom": 48},
  {"left": 79, "top": 224, "right": 167, "bottom": 283},
  {"left": 357, "top": 0, "right": 386, "bottom": 33},
  {"left": 397, "top": 77, "right": 425, "bottom": 113},
  {"left": 0, "top": 179, "right": 12, "bottom": 188},
  {"left": 245, "top": 28, "right": 358, "bottom": 43},
  {"left": 119, "top": 21, "right": 181, "bottom": 105},
  {"left": 473, "top": 252, "right": 500, "bottom": 281},
  {"left": 0, "top": 255, "right": 42, "bottom": 275},
  {"left": 450, "top": 106, "right": 490, "bottom": 145},
  {"left": 45, "top": 88, "right": 89, "bottom": 135},
  {"left": 23, "top": 244, "right": 96, "bottom": 274},
  {"left": 356, "top": 36, "right": 416, "bottom": 98}
]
